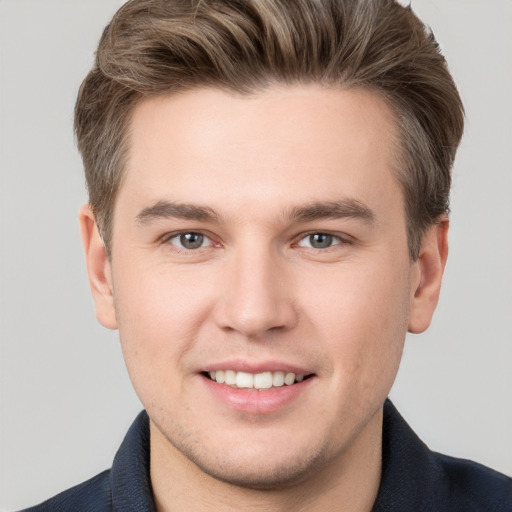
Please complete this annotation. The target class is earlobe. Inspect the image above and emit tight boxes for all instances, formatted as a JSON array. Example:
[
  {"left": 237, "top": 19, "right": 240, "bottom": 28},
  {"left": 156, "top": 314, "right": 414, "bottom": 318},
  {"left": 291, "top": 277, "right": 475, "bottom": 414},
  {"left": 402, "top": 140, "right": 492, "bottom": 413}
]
[
  {"left": 408, "top": 217, "right": 449, "bottom": 334},
  {"left": 79, "top": 204, "right": 118, "bottom": 330}
]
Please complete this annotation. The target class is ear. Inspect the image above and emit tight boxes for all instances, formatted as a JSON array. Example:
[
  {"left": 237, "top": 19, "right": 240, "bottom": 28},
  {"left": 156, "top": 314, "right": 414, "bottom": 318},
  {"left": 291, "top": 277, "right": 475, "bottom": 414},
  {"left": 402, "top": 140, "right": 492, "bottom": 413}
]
[
  {"left": 408, "top": 217, "right": 449, "bottom": 334},
  {"left": 79, "top": 204, "right": 118, "bottom": 330}
]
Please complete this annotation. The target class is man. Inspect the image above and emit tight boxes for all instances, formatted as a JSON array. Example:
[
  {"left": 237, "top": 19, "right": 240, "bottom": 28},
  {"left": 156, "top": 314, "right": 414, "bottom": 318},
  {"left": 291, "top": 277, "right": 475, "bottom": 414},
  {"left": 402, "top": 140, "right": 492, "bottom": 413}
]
[{"left": 21, "top": 0, "right": 512, "bottom": 510}]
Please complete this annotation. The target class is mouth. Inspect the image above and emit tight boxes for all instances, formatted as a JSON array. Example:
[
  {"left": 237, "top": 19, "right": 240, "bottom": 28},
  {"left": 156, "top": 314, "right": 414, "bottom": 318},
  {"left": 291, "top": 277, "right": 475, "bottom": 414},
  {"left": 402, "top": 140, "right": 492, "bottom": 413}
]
[{"left": 202, "top": 370, "right": 314, "bottom": 391}]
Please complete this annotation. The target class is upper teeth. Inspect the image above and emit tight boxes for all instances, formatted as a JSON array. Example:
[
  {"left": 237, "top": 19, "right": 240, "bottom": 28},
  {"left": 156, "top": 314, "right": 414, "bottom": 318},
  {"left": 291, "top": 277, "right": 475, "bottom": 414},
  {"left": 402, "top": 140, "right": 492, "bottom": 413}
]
[{"left": 209, "top": 370, "right": 304, "bottom": 390}]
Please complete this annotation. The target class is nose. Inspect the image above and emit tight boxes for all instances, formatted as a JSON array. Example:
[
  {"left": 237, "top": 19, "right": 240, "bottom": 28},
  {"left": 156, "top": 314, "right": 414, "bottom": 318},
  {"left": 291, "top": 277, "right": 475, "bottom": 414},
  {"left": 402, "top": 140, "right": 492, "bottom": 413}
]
[{"left": 213, "top": 246, "right": 298, "bottom": 338}]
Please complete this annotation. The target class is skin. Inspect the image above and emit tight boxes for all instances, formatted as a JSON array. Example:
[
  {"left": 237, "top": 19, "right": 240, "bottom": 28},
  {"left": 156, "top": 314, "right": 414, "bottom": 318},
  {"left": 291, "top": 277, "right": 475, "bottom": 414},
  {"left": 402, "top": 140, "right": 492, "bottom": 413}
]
[{"left": 80, "top": 85, "right": 448, "bottom": 511}]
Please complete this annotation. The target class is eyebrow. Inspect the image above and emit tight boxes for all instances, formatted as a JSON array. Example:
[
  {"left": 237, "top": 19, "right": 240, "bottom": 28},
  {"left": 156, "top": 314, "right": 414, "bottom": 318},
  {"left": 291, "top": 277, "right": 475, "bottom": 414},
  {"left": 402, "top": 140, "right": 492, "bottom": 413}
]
[
  {"left": 287, "top": 199, "right": 375, "bottom": 224},
  {"left": 136, "top": 201, "right": 220, "bottom": 224},
  {"left": 135, "top": 198, "right": 375, "bottom": 226}
]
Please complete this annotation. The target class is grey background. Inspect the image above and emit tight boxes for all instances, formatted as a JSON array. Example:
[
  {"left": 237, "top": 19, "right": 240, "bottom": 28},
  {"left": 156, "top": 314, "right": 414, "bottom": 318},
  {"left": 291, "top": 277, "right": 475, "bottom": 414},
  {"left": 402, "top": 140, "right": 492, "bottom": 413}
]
[{"left": 0, "top": 0, "right": 511, "bottom": 510}]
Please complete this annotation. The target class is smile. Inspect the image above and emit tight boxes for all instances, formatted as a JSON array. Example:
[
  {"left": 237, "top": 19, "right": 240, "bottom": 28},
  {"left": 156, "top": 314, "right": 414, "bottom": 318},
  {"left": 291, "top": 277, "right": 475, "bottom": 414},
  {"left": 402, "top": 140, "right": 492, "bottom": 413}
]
[
  {"left": 205, "top": 370, "right": 310, "bottom": 390},
  {"left": 201, "top": 367, "right": 316, "bottom": 414}
]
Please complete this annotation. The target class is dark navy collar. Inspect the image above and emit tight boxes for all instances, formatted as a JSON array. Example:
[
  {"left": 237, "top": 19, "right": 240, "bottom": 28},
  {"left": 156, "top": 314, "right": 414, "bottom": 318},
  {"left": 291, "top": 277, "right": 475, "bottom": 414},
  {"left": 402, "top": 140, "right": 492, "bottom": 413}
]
[
  {"left": 373, "top": 400, "right": 512, "bottom": 511},
  {"left": 110, "top": 410, "right": 156, "bottom": 512},
  {"left": 372, "top": 399, "right": 441, "bottom": 511}
]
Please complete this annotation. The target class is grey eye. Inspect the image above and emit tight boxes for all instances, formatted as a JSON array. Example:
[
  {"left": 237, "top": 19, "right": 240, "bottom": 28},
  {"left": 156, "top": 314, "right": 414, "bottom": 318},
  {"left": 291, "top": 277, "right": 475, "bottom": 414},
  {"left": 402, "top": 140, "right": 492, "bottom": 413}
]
[
  {"left": 309, "top": 233, "right": 333, "bottom": 248},
  {"left": 180, "top": 233, "right": 204, "bottom": 249},
  {"left": 297, "top": 233, "right": 340, "bottom": 249},
  {"left": 171, "top": 232, "right": 206, "bottom": 250}
]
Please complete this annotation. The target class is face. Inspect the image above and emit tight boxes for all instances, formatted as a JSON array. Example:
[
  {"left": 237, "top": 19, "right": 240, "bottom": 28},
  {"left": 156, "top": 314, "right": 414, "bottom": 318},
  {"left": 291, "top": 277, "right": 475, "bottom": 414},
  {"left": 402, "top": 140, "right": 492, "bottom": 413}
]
[{"left": 83, "top": 85, "right": 444, "bottom": 489}]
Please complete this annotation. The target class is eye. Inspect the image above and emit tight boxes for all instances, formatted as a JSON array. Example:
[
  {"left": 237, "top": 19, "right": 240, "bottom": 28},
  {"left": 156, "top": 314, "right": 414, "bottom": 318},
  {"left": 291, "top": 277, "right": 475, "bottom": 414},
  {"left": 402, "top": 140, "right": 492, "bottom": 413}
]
[
  {"left": 167, "top": 232, "right": 211, "bottom": 250},
  {"left": 297, "top": 233, "right": 341, "bottom": 249}
]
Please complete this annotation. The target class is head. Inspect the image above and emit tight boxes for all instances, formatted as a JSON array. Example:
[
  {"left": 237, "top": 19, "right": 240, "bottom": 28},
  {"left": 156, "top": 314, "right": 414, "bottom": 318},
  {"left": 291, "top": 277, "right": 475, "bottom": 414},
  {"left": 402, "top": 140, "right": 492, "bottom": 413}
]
[
  {"left": 75, "top": 0, "right": 463, "bottom": 261},
  {"left": 76, "top": 0, "right": 463, "bottom": 497}
]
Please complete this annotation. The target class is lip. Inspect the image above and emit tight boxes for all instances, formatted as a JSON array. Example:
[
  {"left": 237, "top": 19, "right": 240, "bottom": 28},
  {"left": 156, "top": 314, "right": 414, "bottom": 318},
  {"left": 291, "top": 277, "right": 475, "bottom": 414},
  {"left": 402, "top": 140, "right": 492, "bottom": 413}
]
[
  {"left": 199, "top": 360, "right": 315, "bottom": 414},
  {"left": 202, "top": 359, "right": 312, "bottom": 375}
]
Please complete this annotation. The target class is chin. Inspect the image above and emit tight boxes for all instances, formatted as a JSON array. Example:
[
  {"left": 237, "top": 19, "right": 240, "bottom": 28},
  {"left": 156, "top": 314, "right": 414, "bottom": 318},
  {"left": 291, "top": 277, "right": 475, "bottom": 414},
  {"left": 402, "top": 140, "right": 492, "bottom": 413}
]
[
  {"left": 155, "top": 416, "right": 331, "bottom": 490},
  {"left": 185, "top": 446, "right": 328, "bottom": 490}
]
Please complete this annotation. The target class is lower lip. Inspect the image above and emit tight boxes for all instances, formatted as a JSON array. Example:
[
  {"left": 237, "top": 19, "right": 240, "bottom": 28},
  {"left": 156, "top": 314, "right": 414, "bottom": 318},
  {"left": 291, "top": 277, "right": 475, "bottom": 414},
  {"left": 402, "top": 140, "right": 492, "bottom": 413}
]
[{"left": 201, "top": 375, "right": 314, "bottom": 414}]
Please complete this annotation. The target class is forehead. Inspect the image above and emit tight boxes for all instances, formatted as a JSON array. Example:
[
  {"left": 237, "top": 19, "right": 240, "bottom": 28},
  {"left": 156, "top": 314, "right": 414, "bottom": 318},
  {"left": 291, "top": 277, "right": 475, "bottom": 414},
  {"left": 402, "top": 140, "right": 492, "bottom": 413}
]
[{"left": 121, "top": 85, "right": 401, "bottom": 220}]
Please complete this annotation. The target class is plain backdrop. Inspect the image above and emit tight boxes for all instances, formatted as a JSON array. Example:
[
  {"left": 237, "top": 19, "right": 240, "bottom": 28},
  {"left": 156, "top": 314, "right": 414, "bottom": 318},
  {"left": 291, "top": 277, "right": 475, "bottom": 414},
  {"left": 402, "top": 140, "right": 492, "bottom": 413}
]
[{"left": 1, "top": 0, "right": 511, "bottom": 510}]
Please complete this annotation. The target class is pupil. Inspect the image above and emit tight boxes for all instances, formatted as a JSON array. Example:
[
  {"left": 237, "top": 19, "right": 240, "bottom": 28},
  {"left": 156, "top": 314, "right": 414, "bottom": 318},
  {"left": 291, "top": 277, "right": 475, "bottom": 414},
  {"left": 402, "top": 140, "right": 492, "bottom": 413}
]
[
  {"left": 311, "top": 233, "right": 332, "bottom": 248},
  {"left": 180, "top": 233, "right": 203, "bottom": 249}
]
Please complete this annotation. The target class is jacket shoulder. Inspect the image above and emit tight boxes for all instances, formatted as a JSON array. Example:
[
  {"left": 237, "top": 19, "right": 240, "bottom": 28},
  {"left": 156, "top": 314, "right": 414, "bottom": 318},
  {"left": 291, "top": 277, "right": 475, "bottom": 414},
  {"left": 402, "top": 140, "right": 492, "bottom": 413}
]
[
  {"left": 19, "top": 470, "right": 112, "bottom": 512},
  {"left": 434, "top": 452, "right": 512, "bottom": 511}
]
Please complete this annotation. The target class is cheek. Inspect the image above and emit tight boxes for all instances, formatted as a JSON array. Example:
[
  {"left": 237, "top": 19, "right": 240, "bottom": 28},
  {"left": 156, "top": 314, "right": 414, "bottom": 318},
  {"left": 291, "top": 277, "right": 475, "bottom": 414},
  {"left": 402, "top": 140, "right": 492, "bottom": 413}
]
[
  {"left": 307, "top": 258, "right": 411, "bottom": 384},
  {"left": 111, "top": 265, "right": 212, "bottom": 400},
  {"left": 114, "top": 260, "right": 215, "bottom": 338}
]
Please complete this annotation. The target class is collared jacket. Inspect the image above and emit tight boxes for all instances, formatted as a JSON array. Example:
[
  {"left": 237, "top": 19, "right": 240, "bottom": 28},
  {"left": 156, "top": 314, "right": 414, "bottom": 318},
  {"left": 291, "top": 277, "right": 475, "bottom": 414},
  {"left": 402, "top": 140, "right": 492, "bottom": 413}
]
[{"left": 20, "top": 400, "right": 512, "bottom": 511}]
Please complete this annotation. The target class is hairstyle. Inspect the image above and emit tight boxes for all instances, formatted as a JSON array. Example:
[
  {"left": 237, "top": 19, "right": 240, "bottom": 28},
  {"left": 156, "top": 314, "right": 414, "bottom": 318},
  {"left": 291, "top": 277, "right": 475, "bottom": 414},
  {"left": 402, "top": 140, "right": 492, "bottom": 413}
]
[{"left": 75, "top": 0, "right": 464, "bottom": 259}]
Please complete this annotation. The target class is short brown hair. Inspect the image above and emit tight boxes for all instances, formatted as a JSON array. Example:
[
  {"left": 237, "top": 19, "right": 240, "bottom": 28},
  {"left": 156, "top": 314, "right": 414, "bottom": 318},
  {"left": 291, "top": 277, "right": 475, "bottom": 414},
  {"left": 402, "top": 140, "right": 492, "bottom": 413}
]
[{"left": 75, "top": 0, "right": 464, "bottom": 259}]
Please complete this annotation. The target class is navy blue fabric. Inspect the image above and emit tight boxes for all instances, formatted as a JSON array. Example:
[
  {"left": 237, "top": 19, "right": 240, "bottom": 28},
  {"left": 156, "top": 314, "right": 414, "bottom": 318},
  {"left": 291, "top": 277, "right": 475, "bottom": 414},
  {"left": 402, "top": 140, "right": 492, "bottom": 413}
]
[
  {"left": 21, "top": 400, "right": 512, "bottom": 511},
  {"left": 20, "top": 412, "right": 155, "bottom": 512},
  {"left": 372, "top": 402, "right": 512, "bottom": 511}
]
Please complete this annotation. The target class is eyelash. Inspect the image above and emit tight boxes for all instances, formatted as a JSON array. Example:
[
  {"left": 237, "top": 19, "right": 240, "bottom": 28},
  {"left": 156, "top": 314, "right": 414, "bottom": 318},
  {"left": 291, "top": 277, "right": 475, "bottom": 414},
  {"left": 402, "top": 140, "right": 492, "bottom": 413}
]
[
  {"left": 162, "top": 231, "right": 215, "bottom": 252},
  {"left": 161, "top": 230, "right": 351, "bottom": 253},
  {"left": 294, "top": 232, "right": 348, "bottom": 250}
]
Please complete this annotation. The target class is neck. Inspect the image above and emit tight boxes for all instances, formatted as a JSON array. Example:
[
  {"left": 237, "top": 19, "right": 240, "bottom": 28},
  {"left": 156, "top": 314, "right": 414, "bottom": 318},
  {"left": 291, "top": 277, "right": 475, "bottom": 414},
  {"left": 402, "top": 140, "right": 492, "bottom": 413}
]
[{"left": 150, "top": 409, "right": 383, "bottom": 512}]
